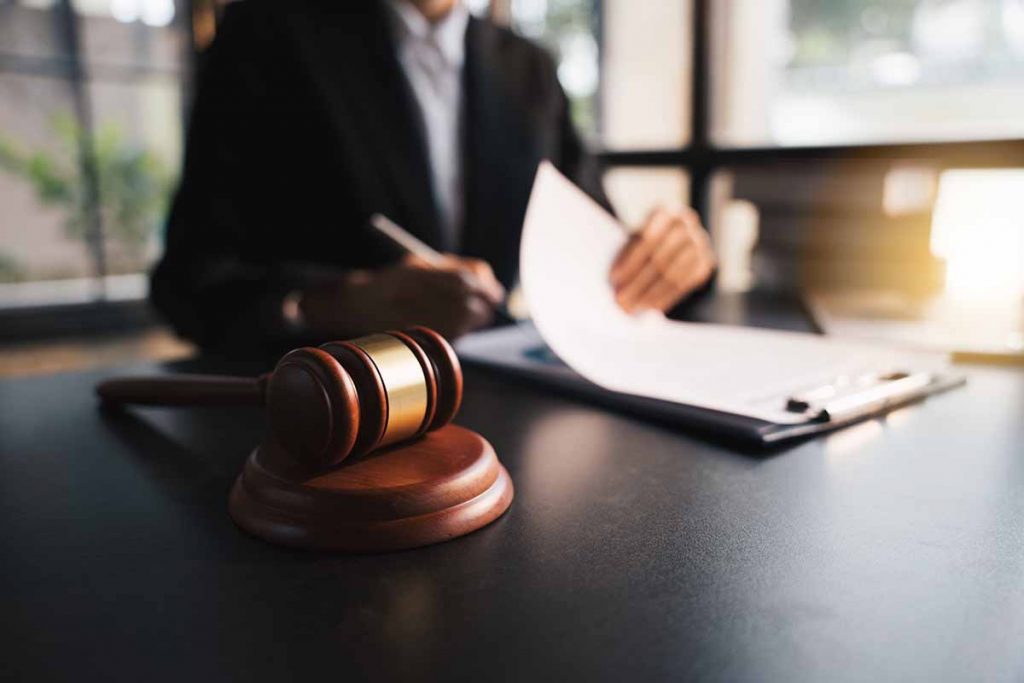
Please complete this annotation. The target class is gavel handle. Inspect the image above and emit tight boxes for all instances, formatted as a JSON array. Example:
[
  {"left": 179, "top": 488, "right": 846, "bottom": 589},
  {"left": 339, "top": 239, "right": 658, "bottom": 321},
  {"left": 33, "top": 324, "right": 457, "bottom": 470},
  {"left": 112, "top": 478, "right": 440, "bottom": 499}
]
[{"left": 96, "top": 374, "right": 267, "bottom": 407}]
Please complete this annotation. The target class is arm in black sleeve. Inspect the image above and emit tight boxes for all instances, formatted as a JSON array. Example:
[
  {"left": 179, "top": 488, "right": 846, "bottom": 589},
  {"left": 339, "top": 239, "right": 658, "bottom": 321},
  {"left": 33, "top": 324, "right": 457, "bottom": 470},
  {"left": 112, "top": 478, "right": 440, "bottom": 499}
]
[
  {"left": 150, "top": 3, "right": 335, "bottom": 351},
  {"left": 549, "top": 65, "right": 614, "bottom": 216}
]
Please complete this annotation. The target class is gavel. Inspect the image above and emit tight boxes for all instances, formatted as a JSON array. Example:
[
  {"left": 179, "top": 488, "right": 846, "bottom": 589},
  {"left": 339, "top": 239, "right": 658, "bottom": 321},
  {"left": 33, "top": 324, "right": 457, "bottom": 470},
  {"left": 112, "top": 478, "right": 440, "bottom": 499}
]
[
  {"left": 97, "top": 326, "right": 513, "bottom": 552},
  {"left": 97, "top": 326, "right": 463, "bottom": 471}
]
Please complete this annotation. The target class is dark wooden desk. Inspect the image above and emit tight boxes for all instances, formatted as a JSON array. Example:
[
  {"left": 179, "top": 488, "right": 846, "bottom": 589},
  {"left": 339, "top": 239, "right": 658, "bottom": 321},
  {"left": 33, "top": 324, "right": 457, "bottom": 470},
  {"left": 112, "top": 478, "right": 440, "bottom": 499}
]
[{"left": 3, "top": 298, "right": 1023, "bottom": 681}]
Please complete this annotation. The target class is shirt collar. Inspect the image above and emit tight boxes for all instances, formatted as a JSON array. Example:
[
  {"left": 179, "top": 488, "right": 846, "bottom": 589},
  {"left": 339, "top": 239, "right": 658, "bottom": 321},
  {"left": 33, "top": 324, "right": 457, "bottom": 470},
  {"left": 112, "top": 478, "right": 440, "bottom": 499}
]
[{"left": 387, "top": 1, "right": 469, "bottom": 68}]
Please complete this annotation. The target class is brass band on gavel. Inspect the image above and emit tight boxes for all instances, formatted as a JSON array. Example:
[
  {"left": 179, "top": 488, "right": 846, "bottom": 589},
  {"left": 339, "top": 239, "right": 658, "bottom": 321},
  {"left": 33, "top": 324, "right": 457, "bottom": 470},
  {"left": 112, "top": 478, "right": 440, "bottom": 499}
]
[{"left": 351, "top": 334, "right": 430, "bottom": 447}]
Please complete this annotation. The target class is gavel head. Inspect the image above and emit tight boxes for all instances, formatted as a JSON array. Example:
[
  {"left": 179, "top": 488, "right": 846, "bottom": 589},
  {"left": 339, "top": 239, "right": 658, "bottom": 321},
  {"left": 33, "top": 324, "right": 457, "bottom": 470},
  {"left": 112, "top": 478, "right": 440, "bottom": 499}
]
[{"left": 263, "top": 326, "right": 463, "bottom": 470}]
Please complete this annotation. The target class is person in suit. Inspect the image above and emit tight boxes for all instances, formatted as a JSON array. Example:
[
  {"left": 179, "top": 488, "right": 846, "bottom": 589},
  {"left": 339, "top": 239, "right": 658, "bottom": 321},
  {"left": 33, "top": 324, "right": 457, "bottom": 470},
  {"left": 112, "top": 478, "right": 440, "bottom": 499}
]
[{"left": 151, "top": 0, "right": 715, "bottom": 350}]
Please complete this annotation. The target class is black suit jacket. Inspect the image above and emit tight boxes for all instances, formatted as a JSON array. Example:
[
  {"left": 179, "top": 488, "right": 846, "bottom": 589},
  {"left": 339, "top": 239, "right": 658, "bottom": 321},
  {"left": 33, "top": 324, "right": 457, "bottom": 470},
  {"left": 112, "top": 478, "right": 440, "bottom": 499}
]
[{"left": 151, "top": 0, "right": 611, "bottom": 349}]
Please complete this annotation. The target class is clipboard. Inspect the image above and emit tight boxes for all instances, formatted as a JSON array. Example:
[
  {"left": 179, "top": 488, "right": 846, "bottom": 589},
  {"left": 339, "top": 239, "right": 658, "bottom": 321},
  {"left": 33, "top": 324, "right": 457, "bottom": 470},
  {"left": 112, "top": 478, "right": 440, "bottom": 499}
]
[{"left": 456, "top": 323, "right": 966, "bottom": 447}]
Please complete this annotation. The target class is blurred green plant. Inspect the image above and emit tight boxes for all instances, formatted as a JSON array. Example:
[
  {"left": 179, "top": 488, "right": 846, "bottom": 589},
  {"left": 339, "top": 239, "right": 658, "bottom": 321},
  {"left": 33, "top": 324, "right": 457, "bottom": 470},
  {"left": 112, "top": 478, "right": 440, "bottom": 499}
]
[
  {"left": 0, "top": 115, "right": 172, "bottom": 268},
  {"left": 513, "top": 0, "right": 599, "bottom": 138},
  {"left": 0, "top": 251, "right": 26, "bottom": 283},
  {"left": 788, "top": 0, "right": 921, "bottom": 66}
]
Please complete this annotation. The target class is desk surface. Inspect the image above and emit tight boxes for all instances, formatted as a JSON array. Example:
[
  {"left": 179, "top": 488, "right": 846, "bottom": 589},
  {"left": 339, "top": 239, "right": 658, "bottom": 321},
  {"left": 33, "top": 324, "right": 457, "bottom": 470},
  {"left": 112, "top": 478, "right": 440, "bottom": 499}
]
[{"left": 2, "top": 298, "right": 1024, "bottom": 682}]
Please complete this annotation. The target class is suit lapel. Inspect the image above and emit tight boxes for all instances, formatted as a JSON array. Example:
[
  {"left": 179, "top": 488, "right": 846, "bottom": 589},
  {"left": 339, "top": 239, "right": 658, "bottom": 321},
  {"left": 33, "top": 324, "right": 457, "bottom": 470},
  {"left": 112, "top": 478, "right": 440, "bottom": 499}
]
[
  {"left": 462, "top": 17, "right": 540, "bottom": 286},
  {"left": 290, "top": 2, "right": 443, "bottom": 250}
]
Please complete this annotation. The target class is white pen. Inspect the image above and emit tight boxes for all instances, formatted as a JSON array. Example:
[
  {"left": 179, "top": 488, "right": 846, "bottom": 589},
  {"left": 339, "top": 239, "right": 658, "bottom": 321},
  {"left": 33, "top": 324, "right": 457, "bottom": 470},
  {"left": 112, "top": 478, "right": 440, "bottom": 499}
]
[
  {"left": 369, "top": 213, "right": 447, "bottom": 268},
  {"left": 369, "top": 213, "right": 516, "bottom": 322}
]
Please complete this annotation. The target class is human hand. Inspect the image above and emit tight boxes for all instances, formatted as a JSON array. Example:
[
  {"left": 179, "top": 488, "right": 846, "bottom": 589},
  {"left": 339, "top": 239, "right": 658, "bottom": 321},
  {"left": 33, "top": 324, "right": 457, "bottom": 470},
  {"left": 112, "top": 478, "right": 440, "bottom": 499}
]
[
  {"left": 299, "top": 255, "right": 505, "bottom": 340},
  {"left": 609, "top": 207, "right": 716, "bottom": 314},
  {"left": 401, "top": 253, "right": 506, "bottom": 306}
]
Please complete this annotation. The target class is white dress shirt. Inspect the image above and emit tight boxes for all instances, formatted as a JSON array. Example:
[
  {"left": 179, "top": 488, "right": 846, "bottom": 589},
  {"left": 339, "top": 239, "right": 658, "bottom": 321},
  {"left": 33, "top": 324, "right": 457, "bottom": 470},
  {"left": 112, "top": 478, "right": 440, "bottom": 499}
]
[{"left": 387, "top": 1, "right": 470, "bottom": 245}]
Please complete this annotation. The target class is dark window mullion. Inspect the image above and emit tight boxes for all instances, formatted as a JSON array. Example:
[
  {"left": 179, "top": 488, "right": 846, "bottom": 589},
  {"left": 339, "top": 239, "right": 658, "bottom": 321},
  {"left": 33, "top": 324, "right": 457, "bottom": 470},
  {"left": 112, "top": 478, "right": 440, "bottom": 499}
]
[
  {"left": 601, "top": 137, "right": 1024, "bottom": 170},
  {"left": 54, "top": 0, "right": 108, "bottom": 300},
  {"left": 687, "top": 0, "right": 711, "bottom": 220}
]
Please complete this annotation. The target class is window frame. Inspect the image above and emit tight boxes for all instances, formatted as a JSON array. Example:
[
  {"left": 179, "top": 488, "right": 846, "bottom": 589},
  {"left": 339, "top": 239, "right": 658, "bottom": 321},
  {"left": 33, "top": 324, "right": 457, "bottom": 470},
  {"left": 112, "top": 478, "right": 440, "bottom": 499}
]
[
  {"left": 598, "top": 0, "right": 1024, "bottom": 221},
  {"left": 0, "top": 0, "right": 194, "bottom": 340}
]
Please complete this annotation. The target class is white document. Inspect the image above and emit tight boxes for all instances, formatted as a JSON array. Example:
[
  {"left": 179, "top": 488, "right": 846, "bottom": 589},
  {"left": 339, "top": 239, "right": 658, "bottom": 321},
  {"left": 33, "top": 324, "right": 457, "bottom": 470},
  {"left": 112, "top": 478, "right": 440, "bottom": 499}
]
[{"left": 519, "top": 162, "right": 949, "bottom": 424}]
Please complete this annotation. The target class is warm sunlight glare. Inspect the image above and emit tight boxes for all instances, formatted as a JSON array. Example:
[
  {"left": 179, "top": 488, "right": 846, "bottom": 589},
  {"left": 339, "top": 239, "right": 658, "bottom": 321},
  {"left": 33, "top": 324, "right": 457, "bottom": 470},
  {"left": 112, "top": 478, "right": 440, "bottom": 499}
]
[{"left": 931, "top": 170, "right": 1024, "bottom": 301}]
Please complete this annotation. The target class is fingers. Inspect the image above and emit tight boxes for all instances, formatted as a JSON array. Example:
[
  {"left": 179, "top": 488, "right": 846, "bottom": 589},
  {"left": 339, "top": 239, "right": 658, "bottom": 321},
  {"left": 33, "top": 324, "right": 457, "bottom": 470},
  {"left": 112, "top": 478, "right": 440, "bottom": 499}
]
[
  {"left": 383, "top": 250, "right": 507, "bottom": 337},
  {"left": 417, "top": 283, "right": 493, "bottom": 339},
  {"left": 614, "top": 252, "right": 670, "bottom": 312},
  {"left": 610, "top": 208, "right": 673, "bottom": 289},
  {"left": 611, "top": 208, "right": 716, "bottom": 314},
  {"left": 454, "top": 257, "right": 506, "bottom": 306},
  {"left": 457, "top": 294, "right": 495, "bottom": 335},
  {"left": 408, "top": 268, "right": 497, "bottom": 336},
  {"left": 307, "top": 263, "right": 499, "bottom": 340},
  {"left": 401, "top": 253, "right": 431, "bottom": 269},
  {"left": 641, "top": 248, "right": 702, "bottom": 312},
  {"left": 428, "top": 254, "right": 505, "bottom": 307},
  {"left": 418, "top": 268, "right": 477, "bottom": 303}
]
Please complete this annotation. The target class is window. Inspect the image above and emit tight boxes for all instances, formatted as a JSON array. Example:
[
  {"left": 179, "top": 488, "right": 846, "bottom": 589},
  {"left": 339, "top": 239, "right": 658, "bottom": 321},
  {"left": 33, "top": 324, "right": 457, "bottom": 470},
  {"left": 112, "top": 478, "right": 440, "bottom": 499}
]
[
  {"left": 600, "top": 0, "right": 691, "bottom": 150},
  {"left": 0, "top": 0, "right": 187, "bottom": 309},
  {"left": 604, "top": 167, "right": 689, "bottom": 227},
  {"left": 505, "top": 0, "right": 1024, "bottom": 302},
  {"left": 508, "top": 0, "right": 692, "bottom": 149},
  {"left": 713, "top": 0, "right": 1024, "bottom": 146},
  {"left": 509, "top": 0, "right": 602, "bottom": 139},
  {"left": 707, "top": 0, "right": 1024, "bottom": 300},
  {"left": 506, "top": 0, "right": 693, "bottom": 223}
]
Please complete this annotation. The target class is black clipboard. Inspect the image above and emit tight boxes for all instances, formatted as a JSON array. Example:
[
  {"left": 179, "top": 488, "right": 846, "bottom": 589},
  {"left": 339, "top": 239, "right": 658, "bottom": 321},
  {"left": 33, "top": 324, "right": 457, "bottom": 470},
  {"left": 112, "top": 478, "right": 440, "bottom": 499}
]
[{"left": 456, "top": 323, "right": 967, "bottom": 447}]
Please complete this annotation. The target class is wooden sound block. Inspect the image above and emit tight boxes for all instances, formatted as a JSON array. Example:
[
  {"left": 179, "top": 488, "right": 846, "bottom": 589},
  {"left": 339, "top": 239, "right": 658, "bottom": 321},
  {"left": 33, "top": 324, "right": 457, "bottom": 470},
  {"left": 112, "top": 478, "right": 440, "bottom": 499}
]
[{"left": 228, "top": 425, "right": 514, "bottom": 552}]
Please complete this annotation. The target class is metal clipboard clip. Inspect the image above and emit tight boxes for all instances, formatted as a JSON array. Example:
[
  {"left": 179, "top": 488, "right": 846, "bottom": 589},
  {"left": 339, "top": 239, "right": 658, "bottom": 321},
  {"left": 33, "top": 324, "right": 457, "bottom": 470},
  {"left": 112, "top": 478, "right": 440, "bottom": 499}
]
[{"left": 785, "top": 371, "right": 935, "bottom": 423}]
